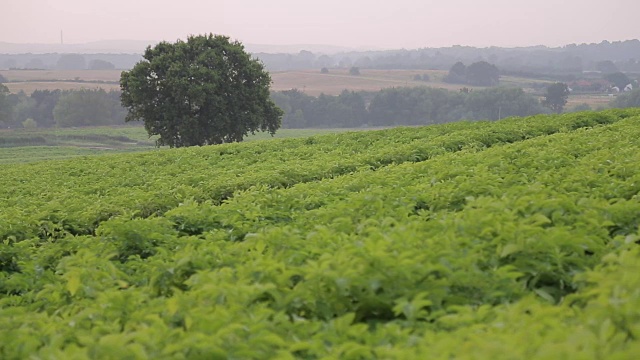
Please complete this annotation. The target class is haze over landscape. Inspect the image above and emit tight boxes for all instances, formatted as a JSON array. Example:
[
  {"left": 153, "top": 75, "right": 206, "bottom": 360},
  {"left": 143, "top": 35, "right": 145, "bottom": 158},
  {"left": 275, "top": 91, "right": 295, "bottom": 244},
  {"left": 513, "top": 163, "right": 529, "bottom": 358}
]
[
  {"left": 2, "top": 0, "right": 639, "bottom": 51},
  {"left": 4, "top": 0, "right": 640, "bottom": 358}
]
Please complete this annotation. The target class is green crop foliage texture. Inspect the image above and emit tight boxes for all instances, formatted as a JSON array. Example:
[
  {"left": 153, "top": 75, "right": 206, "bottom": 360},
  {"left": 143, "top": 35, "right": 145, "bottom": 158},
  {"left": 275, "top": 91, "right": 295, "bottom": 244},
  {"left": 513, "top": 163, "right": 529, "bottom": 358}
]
[{"left": 1, "top": 108, "right": 640, "bottom": 359}]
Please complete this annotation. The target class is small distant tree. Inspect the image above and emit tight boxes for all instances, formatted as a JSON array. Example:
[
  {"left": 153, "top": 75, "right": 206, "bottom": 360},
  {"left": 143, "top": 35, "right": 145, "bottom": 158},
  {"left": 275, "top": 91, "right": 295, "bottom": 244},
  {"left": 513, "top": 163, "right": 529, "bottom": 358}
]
[
  {"left": 12, "top": 97, "right": 37, "bottom": 125},
  {"left": 354, "top": 56, "right": 372, "bottom": 68},
  {"left": 339, "top": 57, "right": 353, "bottom": 68},
  {"left": 30, "top": 90, "right": 63, "bottom": 128},
  {"left": 315, "top": 55, "right": 333, "bottom": 68},
  {"left": 53, "top": 89, "right": 114, "bottom": 127},
  {"left": 291, "top": 109, "right": 306, "bottom": 127},
  {"left": 3, "top": 59, "right": 17, "bottom": 69},
  {"left": 320, "top": 67, "right": 329, "bottom": 74},
  {"left": 605, "top": 72, "right": 631, "bottom": 90},
  {"left": 56, "top": 54, "right": 86, "bottom": 70},
  {"left": 349, "top": 66, "right": 360, "bottom": 76},
  {"left": 542, "top": 82, "right": 570, "bottom": 113},
  {"left": 466, "top": 61, "right": 499, "bottom": 86},
  {"left": 0, "top": 84, "right": 12, "bottom": 126},
  {"left": 89, "top": 59, "right": 116, "bottom": 70},
  {"left": 596, "top": 60, "right": 619, "bottom": 74},
  {"left": 444, "top": 62, "right": 466, "bottom": 83},
  {"left": 22, "top": 118, "right": 37, "bottom": 128},
  {"left": 296, "top": 50, "right": 315, "bottom": 68},
  {"left": 0, "top": 74, "right": 7, "bottom": 83},
  {"left": 613, "top": 88, "right": 640, "bottom": 108},
  {"left": 25, "top": 58, "right": 45, "bottom": 69}
]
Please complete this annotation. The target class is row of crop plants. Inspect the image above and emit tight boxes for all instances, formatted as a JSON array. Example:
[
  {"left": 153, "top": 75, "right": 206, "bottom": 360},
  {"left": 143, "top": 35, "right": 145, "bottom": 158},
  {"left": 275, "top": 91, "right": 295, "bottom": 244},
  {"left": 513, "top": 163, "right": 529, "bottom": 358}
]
[
  {"left": 2, "top": 109, "right": 638, "bottom": 244},
  {"left": 0, "top": 110, "right": 639, "bottom": 358}
]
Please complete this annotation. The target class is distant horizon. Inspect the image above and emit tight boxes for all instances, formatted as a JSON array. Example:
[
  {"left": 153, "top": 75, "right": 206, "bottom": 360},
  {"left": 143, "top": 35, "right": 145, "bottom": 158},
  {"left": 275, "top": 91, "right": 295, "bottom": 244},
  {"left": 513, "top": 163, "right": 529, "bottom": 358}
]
[
  {"left": 4, "top": 36, "right": 640, "bottom": 47},
  {"left": 1, "top": 37, "right": 639, "bottom": 56},
  {"left": 3, "top": 0, "right": 639, "bottom": 52}
]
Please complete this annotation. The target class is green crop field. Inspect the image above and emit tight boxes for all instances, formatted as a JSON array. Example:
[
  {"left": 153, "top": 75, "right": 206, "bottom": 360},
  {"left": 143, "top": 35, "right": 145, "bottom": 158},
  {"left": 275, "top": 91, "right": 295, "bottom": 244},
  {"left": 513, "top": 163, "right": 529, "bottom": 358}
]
[
  {"left": 0, "top": 126, "right": 364, "bottom": 164},
  {"left": 1, "top": 109, "right": 640, "bottom": 358}
]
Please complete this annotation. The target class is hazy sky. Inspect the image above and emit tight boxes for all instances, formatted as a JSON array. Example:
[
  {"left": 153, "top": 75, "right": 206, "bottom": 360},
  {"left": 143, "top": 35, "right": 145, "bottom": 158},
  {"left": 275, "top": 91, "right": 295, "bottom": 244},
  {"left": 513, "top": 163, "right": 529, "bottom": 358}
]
[{"left": 2, "top": 0, "right": 639, "bottom": 49}]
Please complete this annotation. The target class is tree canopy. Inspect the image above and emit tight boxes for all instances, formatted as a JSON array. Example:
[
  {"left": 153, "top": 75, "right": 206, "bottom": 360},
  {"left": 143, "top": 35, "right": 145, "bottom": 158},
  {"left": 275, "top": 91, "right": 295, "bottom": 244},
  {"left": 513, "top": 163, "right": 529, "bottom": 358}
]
[
  {"left": 542, "top": 82, "right": 570, "bottom": 113},
  {"left": 120, "top": 34, "right": 282, "bottom": 147},
  {"left": 56, "top": 54, "right": 86, "bottom": 70},
  {"left": 613, "top": 88, "right": 640, "bottom": 108},
  {"left": 605, "top": 72, "right": 631, "bottom": 90},
  {"left": 53, "top": 89, "right": 125, "bottom": 127},
  {"left": 0, "top": 84, "right": 11, "bottom": 127},
  {"left": 88, "top": 59, "right": 116, "bottom": 70},
  {"left": 444, "top": 61, "right": 499, "bottom": 86},
  {"left": 444, "top": 62, "right": 467, "bottom": 84},
  {"left": 466, "top": 61, "right": 500, "bottom": 86}
]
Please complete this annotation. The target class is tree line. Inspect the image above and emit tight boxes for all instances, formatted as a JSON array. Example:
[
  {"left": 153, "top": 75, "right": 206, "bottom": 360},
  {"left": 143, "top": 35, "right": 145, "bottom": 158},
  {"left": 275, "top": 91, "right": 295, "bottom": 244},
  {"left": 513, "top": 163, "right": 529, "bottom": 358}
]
[
  {"left": 0, "top": 53, "right": 142, "bottom": 70},
  {"left": 0, "top": 87, "right": 127, "bottom": 129},
  {"left": 272, "top": 87, "right": 550, "bottom": 128},
  {"left": 3, "top": 83, "right": 640, "bottom": 131},
  {"left": 3, "top": 40, "right": 640, "bottom": 76},
  {"left": 253, "top": 40, "right": 640, "bottom": 74},
  {"left": 443, "top": 61, "right": 500, "bottom": 86}
]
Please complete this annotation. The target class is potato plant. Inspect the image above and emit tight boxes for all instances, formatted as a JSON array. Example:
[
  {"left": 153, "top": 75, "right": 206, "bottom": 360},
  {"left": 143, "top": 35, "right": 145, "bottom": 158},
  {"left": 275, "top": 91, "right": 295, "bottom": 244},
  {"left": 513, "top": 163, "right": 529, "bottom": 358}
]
[{"left": 1, "top": 109, "right": 639, "bottom": 358}]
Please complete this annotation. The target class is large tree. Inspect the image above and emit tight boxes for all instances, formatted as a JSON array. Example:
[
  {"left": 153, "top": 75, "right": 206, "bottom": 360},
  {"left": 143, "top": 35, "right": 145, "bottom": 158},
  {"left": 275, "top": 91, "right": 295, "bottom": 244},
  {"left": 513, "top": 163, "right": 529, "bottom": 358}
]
[
  {"left": 542, "top": 82, "right": 570, "bottom": 114},
  {"left": 120, "top": 34, "right": 283, "bottom": 147}
]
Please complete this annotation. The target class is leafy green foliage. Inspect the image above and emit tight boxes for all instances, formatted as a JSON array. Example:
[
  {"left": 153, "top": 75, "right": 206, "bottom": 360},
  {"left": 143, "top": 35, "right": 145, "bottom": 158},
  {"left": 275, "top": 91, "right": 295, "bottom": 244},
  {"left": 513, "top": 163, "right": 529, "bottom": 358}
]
[
  {"left": 53, "top": 89, "right": 124, "bottom": 127},
  {"left": 444, "top": 61, "right": 499, "bottom": 86},
  {"left": 120, "top": 34, "right": 283, "bottom": 147},
  {"left": 605, "top": 72, "right": 631, "bottom": 90},
  {"left": 614, "top": 87, "right": 640, "bottom": 108},
  {"left": 0, "top": 83, "right": 11, "bottom": 127},
  {"left": 542, "top": 82, "right": 570, "bottom": 113},
  {"left": 466, "top": 61, "right": 500, "bottom": 86},
  {"left": 1, "top": 109, "right": 640, "bottom": 358}
]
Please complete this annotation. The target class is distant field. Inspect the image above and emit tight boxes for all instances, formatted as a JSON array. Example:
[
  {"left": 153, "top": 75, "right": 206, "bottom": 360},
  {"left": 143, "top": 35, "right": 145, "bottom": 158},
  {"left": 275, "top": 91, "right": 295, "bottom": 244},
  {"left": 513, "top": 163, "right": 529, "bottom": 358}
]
[
  {"left": 566, "top": 93, "right": 615, "bottom": 109},
  {"left": 2, "top": 68, "right": 548, "bottom": 95},
  {"left": 1, "top": 68, "right": 617, "bottom": 108},
  {"left": 3, "top": 81, "right": 122, "bottom": 94},
  {"left": 0, "top": 69, "right": 122, "bottom": 82},
  {"left": 0, "top": 125, "right": 363, "bottom": 164},
  {"left": 269, "top": 69, "right": 472, "bottom": 95},
  {"left": 1, "top": 69, "right": 463, "bottom": 95}
]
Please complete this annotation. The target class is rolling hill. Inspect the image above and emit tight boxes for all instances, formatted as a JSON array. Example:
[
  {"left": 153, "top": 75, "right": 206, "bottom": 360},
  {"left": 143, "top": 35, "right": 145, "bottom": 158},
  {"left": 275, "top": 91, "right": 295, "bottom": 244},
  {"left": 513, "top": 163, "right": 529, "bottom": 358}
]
[{"left": 1, "top": 109, "right": 639, "bottom": 358}]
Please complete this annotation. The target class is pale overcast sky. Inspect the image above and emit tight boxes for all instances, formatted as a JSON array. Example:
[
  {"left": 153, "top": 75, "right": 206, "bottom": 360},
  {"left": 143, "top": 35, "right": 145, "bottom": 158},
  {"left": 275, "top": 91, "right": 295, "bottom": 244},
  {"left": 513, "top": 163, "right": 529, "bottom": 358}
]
[{"left": 2, "top": 0, "right": 639, "bottom": 49}]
